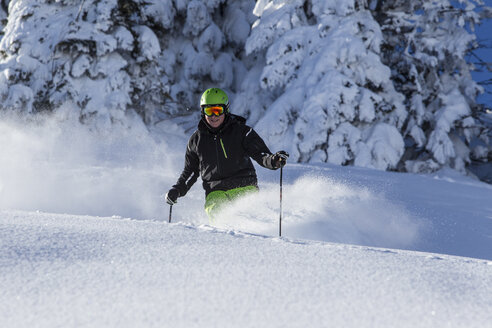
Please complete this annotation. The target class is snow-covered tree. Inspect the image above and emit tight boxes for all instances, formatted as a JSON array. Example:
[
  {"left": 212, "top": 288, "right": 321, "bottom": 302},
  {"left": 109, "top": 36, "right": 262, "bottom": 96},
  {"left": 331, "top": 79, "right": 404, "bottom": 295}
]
[
  {"left": 0, "top": 0, "right": 256, "bottom": 126},
  {"left": 243, "top": 0, "right": 407, "bottom": 170},
  {"left": 0, "top": 0, "right": 489, "bottom": 177},
  {"left": 371, "top": 0, "right": 491, "bottom": 173},
  {"left": 126, "top": 0, "right": 256, "bottom": 123},
  {"left": 0, "top": 0, "right": 132, "bottom": 127}
]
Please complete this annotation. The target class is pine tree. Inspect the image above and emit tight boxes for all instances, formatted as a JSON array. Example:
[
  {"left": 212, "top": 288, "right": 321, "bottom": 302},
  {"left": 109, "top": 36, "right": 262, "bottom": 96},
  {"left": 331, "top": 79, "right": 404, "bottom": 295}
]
[
  {"left": 371, "top": 0, "right": 491, "bottom": 173},
  {"left": 0, "top": 0, "right": 256, "bottom": 126},
  {"left": 243, "top": 0, "right": 408, "bottom": 170},
  {"left": 0, "top": 0, "right": 134, "bottom": 127}
]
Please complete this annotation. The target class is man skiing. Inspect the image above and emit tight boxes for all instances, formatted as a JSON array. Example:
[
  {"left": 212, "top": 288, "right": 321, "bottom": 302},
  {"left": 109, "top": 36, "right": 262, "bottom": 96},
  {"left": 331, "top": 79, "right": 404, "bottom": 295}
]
[{"left": 165, "top": 88, "right": 288, "bottom": 220}]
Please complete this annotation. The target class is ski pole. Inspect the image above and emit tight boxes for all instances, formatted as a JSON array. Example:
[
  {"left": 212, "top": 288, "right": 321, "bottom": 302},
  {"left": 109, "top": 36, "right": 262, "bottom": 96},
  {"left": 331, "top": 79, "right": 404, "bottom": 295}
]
[
  {"left": 279, "top": 165, "right": 283, "bottom": 237},
  {"left": 168, "top": 204, "right": 173, "bottom": 223}
]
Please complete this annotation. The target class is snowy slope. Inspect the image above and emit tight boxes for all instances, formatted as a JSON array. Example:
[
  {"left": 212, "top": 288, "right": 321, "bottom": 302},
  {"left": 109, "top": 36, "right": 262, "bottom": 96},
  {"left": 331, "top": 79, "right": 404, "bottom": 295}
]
[
  {"left": 0, "top": 114, "right": 491, "bottom": 262},
  {"left": 1, "top": 114, "right": 492, "bottom": 327},
  {"left": 1, "top": 210, "right": 491, "bottom": 328}
]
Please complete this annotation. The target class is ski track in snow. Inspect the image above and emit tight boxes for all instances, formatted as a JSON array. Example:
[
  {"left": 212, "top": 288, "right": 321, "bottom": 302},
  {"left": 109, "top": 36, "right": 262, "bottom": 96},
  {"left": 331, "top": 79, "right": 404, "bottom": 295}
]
[{"left": 1, "top": 210, "right": 492, "bottom": 328}]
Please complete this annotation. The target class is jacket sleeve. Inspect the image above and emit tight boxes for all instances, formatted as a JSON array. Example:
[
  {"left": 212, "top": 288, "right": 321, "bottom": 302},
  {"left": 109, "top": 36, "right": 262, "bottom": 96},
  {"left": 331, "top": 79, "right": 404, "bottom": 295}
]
[
  {"left": 172, "top": 137, "right": 200, "bottom": 197},
  {"left": 242, "top": 126, "right": 277, "bottom": 170}
]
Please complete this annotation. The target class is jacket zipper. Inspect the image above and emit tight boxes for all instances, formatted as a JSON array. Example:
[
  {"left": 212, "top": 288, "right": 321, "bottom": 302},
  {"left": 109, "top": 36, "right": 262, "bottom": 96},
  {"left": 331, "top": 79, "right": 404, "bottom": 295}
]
[{"left": 219, "top": 138, "right": 228, "bottom": 159}]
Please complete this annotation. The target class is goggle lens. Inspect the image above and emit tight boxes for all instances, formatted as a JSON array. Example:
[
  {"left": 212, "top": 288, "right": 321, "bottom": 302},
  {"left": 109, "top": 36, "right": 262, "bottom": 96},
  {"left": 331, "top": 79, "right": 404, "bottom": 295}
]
[{"left": 203, "top": 106, "right": 225, "bottom": 117}]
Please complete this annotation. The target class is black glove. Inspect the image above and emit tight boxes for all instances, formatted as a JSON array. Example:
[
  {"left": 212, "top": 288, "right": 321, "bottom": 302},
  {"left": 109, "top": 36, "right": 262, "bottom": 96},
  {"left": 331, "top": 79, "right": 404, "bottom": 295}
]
[
  {"left": 165, "top": 188, "right": 180, "bottom": 205},
  {"left": 272, "top": 151, "right": 289, "bottom": 168}
]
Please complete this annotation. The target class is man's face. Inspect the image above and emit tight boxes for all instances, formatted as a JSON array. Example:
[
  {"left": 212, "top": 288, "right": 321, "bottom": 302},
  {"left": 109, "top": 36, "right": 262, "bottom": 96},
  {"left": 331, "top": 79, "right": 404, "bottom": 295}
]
[{"left": 205, "top": 113, "right": 225, "bottom": 128}]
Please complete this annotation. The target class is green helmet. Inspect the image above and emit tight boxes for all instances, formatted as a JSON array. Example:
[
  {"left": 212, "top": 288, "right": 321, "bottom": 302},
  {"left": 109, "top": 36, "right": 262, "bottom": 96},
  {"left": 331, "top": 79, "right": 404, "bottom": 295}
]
[{"left": 200, "top": 88, "right": 230, "bottom": 112}]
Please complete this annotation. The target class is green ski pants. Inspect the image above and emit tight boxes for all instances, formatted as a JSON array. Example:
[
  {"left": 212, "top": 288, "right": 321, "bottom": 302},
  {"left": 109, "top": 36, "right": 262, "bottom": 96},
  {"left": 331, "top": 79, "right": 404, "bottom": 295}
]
[{"left": 205, "top": 185, "right": 258, "bottom": 222}]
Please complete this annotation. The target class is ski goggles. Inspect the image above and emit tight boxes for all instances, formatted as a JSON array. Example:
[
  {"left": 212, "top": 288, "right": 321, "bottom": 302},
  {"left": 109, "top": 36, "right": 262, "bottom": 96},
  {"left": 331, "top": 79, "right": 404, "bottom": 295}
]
[{"left": 202, "top": 105, "right": 225, "bottom": 117}]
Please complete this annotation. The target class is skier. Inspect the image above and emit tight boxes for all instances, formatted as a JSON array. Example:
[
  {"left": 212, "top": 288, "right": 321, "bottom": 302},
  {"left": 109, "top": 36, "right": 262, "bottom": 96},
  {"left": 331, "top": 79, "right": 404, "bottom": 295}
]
[{"left": 165, "top": 88, "right": 288, "bottom": 220}]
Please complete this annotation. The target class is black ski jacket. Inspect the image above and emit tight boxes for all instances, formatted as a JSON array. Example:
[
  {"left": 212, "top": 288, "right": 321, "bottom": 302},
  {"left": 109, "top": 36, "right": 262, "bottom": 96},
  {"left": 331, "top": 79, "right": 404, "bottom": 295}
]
[{"left": 172, "top": 114, "right": 278, "bottom": 197}]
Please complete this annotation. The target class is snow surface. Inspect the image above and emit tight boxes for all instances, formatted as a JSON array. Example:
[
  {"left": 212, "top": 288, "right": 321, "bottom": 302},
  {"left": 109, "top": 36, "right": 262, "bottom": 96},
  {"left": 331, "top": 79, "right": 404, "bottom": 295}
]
[
  {"left": 1, "top": 113, "right": 492, "bottom": 327},
  {"left": 1, "top": 210, "right": 492, "bottom": 328}
]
